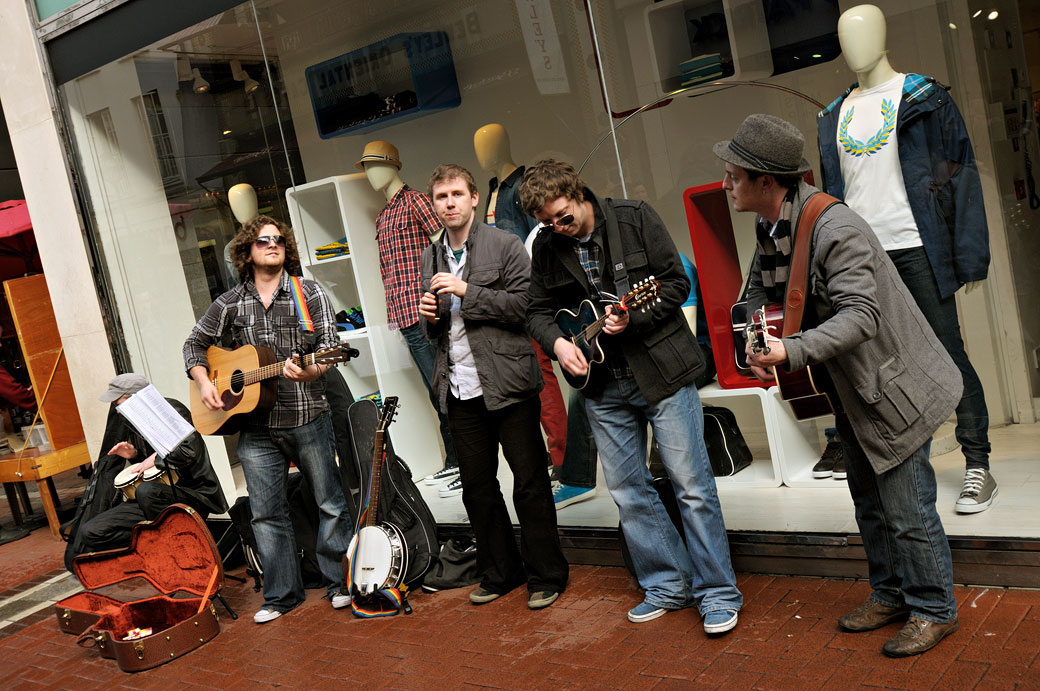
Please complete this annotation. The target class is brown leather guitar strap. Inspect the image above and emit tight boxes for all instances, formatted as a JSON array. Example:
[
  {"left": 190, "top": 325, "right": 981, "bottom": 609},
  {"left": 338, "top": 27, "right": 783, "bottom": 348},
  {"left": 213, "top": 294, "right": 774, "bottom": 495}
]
[{"left": 781, "top": 192, "right": 840, "bottom": 337}]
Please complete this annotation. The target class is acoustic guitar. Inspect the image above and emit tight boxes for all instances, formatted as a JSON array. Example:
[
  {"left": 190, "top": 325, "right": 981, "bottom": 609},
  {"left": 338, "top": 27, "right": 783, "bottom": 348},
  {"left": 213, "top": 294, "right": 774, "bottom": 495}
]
[
  {"left": 553, "top": 277, "right": 662, "bottom": 390},
  {"left": 746, "top": 304, "right": 834, "bottom": 420},
  {"left": 189, "top": 344, "right": 356, "bottom": 435},
  {"left": 346, "top": 396, "right": 408, "bottom": 596}
]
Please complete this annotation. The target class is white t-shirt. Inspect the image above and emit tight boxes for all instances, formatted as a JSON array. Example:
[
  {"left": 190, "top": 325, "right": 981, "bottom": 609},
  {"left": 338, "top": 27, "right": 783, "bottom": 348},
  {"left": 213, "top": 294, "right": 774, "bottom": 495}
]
[{"left": 837, "top": 73, "right": 922, "bottom": 250}]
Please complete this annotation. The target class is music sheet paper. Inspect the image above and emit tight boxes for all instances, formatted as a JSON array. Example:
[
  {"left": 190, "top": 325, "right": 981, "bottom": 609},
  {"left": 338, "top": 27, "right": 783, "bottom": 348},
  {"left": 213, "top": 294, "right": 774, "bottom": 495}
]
[{"left": 116, "top": 385, "right": 195, "bottom": 457}]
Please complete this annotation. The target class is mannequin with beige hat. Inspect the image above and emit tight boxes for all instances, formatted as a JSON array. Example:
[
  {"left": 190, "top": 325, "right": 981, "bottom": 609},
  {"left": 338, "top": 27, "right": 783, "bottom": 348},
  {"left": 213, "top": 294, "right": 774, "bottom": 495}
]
[
  {"left": 817, "top": 4, "right": 995, "bottom": 514},
  {"left": 358, "top": 141, "right": 459, "bottom": 489}
]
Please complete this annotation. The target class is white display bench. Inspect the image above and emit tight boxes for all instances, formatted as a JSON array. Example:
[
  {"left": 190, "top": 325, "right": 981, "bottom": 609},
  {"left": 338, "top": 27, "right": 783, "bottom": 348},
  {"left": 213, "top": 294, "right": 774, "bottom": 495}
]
[
  {"left": 286, "top": 174, "right": 442, "bottom": 477},
  {"left": 698, "top": 382, "right": 839, "bottom": 489}
]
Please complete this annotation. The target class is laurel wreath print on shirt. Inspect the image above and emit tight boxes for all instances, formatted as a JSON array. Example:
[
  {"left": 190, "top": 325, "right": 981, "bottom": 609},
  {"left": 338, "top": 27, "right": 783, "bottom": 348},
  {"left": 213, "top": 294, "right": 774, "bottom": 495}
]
[{"left": 839, "top": 99, "right": 897, "bottom": 157}]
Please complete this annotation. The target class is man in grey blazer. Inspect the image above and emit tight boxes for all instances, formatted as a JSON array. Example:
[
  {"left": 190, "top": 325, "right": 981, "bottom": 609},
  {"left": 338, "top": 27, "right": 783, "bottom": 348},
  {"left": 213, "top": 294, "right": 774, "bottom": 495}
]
[{"left": 715, "top": 114, "right": 963, "bottom": 658}]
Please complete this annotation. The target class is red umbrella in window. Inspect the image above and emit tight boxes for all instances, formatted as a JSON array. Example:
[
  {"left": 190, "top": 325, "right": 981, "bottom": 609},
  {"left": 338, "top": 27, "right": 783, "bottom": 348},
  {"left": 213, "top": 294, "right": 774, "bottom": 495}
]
[{"left": 0, "top": 200, "right": 43, "bottom": 278}]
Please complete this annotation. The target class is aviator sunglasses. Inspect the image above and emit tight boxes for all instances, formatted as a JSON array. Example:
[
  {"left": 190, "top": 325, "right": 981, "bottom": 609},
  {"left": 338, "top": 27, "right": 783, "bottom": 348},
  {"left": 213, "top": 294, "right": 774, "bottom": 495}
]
[
  {"left": 254, "top": 235, "right": 287, "bottom": 248},
  {"left": 548, "top": 213, "right": 574, "bottom": 228}
]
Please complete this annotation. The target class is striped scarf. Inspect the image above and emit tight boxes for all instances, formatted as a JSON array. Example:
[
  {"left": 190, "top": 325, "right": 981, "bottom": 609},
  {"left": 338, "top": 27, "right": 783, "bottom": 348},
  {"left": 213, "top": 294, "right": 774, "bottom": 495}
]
[{"left": 755, "top": 187, "right": 797, "bottom": 303}]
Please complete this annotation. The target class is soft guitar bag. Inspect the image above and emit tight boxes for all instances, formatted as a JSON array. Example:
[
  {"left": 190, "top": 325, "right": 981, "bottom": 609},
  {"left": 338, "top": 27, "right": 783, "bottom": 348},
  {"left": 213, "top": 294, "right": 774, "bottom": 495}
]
[{"left": 346, "top": 399, "right": 438, "bottom": 590}]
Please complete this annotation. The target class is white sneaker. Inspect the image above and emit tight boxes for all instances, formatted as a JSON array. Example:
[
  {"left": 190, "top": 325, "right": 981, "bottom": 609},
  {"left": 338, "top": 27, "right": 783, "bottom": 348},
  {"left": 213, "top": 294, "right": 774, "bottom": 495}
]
[
  {"left": 439, "top": 477, "right": 462, "bottom": 497},
  {"left": 331, "top": 590, "right": 351, "bottom": 609},
  {"left": 253, "top": 607, "right": 282, "bottom": 624},
  {"left": 423, "top": 466, "right": 460, "bottom": 485}
]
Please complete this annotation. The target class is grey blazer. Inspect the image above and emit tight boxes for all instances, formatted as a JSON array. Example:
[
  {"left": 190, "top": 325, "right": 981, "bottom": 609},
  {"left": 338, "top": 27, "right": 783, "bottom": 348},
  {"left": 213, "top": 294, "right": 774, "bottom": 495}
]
[{"left": 748, "top": 182, "right": 962, "bottom": 473}]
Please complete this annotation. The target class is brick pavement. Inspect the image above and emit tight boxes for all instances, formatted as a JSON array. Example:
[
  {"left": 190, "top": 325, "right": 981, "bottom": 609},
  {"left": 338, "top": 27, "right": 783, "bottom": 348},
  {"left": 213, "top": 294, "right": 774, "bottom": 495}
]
[{"left": 2, "top": 533, "right": 1040, "bottom": 690}]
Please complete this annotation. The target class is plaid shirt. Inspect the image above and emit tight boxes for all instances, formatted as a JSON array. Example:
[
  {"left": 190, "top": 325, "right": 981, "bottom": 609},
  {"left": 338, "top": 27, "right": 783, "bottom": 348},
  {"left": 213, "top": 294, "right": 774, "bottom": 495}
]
[
  {"left": 182, "top": 271, "right": 338, "bottom": 429},
  {"left": 377, "top": 185, "right": 442, "bottom": 330},
  {"left": 574, "top": 226, "right": 632, "bottom": 380}
]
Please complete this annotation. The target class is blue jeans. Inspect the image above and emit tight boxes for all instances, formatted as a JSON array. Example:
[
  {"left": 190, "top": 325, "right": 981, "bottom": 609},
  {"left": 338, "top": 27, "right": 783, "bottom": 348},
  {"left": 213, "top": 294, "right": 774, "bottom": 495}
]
[
  {"left": 837, "top": 414, "right": 956, "bottom": 623},
  {"left": 888, "top": 247, "right": 990, "bottom": 469},
  {"left": 238, "top": 412, "right": 352, "bottom": 611},
  {"left": 586, "top": 377, "right": 742, "bottom": 613},
  {"left": 560, "top": 387, "right": 597, "bottom": 488},
  {"left": 400, "top": 322, "right": 458, "bottom": 468}
]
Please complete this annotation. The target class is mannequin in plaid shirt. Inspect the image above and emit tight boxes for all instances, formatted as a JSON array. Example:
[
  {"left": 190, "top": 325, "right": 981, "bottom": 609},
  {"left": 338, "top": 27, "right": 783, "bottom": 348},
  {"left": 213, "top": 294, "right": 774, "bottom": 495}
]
[{"left": 358, "top": 141, "right": 459, "bottom": 490}]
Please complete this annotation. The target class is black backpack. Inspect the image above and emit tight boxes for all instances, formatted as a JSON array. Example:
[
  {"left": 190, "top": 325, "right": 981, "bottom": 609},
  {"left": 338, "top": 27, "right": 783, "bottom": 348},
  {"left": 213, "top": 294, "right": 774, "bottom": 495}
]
[{"left": 346, "top": 398, "right": 438, "bottom": 588}]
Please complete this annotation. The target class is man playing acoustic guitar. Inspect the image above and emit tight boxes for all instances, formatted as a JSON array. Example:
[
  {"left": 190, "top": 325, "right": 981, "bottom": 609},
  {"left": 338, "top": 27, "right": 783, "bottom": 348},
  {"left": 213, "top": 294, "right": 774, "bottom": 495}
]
[
  {"left": 716, "top": 114, "right": 962, "bottom": 657},
  {"left": 183, "top": 215, "right": 353, "bottom": 624},
  {"left": 520, "top": 160, "right": 742, "bottom": 633}
]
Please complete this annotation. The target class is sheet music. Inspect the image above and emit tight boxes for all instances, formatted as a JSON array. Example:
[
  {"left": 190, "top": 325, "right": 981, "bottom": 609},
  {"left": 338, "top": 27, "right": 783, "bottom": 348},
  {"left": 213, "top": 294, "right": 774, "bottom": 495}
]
[{"left": 116, "top": 385, "right": 195, "bottom": 457}]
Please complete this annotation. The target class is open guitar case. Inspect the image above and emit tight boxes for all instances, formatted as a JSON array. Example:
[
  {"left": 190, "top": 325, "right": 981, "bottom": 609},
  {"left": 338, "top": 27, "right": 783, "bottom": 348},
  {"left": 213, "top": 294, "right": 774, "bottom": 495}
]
[
  {"left": 54, "top": 504, "right": 225, "bottom": 672},
  {"left": 345, "top": 398, "right": 438, "bottom": 590}
]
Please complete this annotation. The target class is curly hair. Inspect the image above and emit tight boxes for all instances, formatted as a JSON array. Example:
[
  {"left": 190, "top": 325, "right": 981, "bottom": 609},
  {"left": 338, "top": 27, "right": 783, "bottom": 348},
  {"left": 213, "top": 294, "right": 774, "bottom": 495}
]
[
  {"left": 518, "top": 159, "right": 585, "bottom": 217},
  {"left": 229, "top": 214, "right": 302, "bottom": 283},
  {"left": 427, "top": 163, "right": 478, "bottom": 197}
]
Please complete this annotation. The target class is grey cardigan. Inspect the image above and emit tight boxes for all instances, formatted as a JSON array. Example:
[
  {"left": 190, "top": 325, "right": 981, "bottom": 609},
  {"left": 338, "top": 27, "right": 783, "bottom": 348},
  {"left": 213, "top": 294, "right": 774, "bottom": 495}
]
[
  {"left": 748, "top": 182, "right": 962, "bottom": 473},
  {"left": 421, "top": 221, "right": 542, "bottom": 413}
]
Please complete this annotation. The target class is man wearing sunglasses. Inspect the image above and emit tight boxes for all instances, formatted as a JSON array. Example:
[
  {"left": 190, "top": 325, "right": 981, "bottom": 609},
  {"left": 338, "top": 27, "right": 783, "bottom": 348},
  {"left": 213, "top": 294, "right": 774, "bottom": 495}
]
[
  {"left": 183, "top": 215, "right": 353, "bottom": 625},
  {"left": 519, "top": 160, "right": 741, "bottom": 633}
]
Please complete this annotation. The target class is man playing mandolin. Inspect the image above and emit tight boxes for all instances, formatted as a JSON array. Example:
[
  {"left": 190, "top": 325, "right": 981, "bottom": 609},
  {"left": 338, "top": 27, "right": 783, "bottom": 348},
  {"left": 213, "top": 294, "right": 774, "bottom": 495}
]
[
  {"left": 716, "top": 114, "right": 962, "bottom": 657},
  {"left": 520, "top": 160, "right": 742, "bottom": 633},
  {"left": 183, "top": 215, "right": 353, "bottom": 624}
]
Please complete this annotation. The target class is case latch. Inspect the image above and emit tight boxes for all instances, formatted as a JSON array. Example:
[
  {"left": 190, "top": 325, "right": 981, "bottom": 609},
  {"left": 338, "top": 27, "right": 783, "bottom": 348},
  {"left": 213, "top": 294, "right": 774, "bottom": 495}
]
[{"left": 134, "top": 641, "right": 145, "bottom": 660}]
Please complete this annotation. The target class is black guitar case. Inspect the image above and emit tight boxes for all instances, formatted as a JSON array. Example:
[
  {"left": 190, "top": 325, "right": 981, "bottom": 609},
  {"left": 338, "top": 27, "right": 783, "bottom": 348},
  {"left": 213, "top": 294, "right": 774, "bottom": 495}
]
[{"left": 346, "top": 399, "right": 438, "bottom": 588}]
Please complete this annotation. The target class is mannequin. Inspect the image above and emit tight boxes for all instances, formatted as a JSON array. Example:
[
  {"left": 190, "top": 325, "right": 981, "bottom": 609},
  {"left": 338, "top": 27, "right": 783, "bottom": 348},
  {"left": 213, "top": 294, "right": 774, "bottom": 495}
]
[
  {"left": 473, "top": 124, "right": 534, "bottom": 242},
  {"left": 356, "top": 140, "right": 460, "bottom": 487},
  {"left": 228, "top": 183, "right": 258, "bottom": 224},
  {"left": 818, "top": 4, "right": 994, "bottom": 513}
]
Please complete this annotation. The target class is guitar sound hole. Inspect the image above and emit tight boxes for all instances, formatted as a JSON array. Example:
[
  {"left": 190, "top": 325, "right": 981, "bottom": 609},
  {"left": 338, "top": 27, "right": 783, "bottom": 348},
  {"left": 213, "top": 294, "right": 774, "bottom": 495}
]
[{"left": 229, "top": 371, "right": 245, "bottom": 395}]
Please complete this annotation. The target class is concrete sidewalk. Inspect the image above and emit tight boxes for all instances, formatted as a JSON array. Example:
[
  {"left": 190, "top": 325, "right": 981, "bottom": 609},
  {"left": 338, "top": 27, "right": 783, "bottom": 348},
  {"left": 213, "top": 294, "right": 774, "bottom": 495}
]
[{"left": 1, "top": 521, "right": 1038, "bottom": 690}]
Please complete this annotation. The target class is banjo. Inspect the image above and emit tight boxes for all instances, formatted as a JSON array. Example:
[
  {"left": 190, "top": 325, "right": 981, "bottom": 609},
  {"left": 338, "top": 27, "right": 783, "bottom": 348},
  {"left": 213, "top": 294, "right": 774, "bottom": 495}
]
[{"left": 345, "top": 396, "right": 408, "bottom": 596}]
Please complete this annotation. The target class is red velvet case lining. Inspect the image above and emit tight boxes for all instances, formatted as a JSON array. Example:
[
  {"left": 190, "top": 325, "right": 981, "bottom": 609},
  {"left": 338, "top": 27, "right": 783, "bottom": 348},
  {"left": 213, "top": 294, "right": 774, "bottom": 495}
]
[
  {"left": 72, "top": 505, "right": 223, "bottom": 595},
  {"left": 92, "top": 596, "right": 206, "bottom": 637}
]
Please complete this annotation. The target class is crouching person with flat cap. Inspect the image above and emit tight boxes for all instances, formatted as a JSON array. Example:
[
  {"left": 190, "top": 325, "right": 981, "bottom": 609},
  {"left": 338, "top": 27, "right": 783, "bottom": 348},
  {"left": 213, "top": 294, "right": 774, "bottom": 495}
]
[
  {"left": 66, "top": 374, "right": 228, "bottom": 564},
  {"left": 716, "top": 114, "right": 961, "bottom": 657}
]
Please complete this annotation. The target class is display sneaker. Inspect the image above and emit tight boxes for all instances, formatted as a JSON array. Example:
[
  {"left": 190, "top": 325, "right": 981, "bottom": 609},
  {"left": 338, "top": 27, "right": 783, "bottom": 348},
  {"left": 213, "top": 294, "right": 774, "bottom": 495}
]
[
  {"left": 703, "top": 609, "right": 739, "bottom": 635},
  {"left": 423, "top": 465, "right": 460, "bottom": 486},
  {"left": 330, "top": 589, "right": 351, "bottom": 610},
  {"left": 439, "top": 476, "right": 463, "bottom": 498},
  {"left": 955, "top": 468, "right": 998, "bottom": 514},
  {"left": 253, "top": 607, "right": 282, "bottom": 624},
  {"left": 831, "top": 454, "right": 847, "bottom": 481},
  {"left": 812, "top": 440, "right": 842, "bottom": 478},
  {"left": 553, "top": 483, "right": 596, "bottom": 510}
]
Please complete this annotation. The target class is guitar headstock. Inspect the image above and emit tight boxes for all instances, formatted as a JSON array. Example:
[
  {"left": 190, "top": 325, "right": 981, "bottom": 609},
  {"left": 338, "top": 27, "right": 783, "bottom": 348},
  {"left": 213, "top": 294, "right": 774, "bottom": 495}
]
[
  {"left": 313, "top": 345, "right": 360, "bottom": 366},
  {"left": 378, "top": 396, "right": 399, "bottom": 432},
  {"left": 622, "top": 276, "right": 662, "bottom": 313}
]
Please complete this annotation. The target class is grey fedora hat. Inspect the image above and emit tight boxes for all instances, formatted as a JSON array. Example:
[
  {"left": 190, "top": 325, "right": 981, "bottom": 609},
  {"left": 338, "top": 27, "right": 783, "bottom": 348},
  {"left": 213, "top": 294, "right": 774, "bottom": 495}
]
[
  {"left": 98, "top": 373, "right": 150, "bottom": 402},
  {"left": 713, "top": 114, "right": 812, "bottom": 175}
]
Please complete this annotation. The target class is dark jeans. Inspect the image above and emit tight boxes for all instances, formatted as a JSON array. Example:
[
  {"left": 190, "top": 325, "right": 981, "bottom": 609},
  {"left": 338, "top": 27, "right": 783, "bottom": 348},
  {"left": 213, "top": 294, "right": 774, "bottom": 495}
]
[
  {"left": 400, "top": 321, "right": 458, "bottom": 469},
  {"left": 888, "top": 247, "right": 990, "bottom": 469},
  {"left": 560, "top": 387, "right": 597, "bottom": 488},
  {"left": 838, "top": 414, "right": 956, "bottom": 623},
  {"left": 447, "top": 393, "right": 568, "bottom": 595},
  {"left": 79, "top": 481, "right": 183, "bottom": 552}
]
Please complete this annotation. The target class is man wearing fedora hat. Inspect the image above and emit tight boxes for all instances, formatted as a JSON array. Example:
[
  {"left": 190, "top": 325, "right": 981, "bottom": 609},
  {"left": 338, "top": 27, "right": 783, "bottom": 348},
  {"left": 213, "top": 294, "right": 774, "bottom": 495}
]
[
  {"left": 716, "top": 114, "right": 962, "bottom": 657},
  {"left": 358, "top": 140, "right": 461, "bottom": 494}
]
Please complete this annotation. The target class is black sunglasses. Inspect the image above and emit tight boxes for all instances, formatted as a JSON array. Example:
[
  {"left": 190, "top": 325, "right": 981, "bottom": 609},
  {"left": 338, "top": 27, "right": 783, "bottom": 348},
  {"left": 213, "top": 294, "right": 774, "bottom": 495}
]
[
  {"left": 549, "top": 214, "right": 575, "bottom": 228},
  {"left": 255, "top": 235, "right": 286, "bottom": 248}
]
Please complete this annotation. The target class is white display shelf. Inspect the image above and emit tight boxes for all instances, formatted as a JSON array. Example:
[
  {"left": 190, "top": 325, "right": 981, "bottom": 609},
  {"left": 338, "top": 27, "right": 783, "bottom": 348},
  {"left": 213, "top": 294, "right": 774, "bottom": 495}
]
[
  {"left": 768, "top": 389, "right": 839, "bottom": 489},
  {"left": 698, "top": 382, "right": 781, "bottom": 487},
  {"left": 644, "top": 0, "right": 772, "bottom": 98},
  {"left": 287, "top": 174, "right": 442, "bottom": 474}
]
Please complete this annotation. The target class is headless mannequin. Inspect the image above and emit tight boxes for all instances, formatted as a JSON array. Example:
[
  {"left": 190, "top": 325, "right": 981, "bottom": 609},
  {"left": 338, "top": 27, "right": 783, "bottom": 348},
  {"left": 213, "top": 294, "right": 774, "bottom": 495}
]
[
  {"left": 474, "top": 124, "right": 518, "bottom": 183},
  {"left": 837, "top": 4, "right": 980, "bottom": 293},
  {"left": 363, "top": 162, "right": 405, "bottom": 203}
]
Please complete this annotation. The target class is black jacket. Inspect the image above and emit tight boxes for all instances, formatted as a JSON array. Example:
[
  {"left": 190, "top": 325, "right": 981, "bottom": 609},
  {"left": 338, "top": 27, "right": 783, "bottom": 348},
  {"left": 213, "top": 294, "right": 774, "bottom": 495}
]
[
  {"left": 148, "top": 398, "right": 228, "bottom": 515},
  {"left": 526, "top": 189, "right": 703, "bottom": 403}
]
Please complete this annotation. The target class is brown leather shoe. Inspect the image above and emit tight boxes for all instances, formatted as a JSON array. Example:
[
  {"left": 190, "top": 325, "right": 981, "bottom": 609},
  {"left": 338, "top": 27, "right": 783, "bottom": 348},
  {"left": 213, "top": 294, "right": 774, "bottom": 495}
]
[
  {"left": 838, "top": 599, "right": 911, "bottom": 632},
  {"left": 882, "top": 617, "right": 959, "bottom": 657}
]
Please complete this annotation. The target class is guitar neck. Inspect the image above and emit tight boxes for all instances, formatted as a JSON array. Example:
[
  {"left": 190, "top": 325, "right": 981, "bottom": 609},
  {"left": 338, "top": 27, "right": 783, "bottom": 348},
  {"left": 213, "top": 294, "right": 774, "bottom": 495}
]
[
  {"left": 234, "top": 352, "right": 320, "bottom": 387},
  {"left": 365, "top": 429, "right": 385, "bottom": 528}
]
